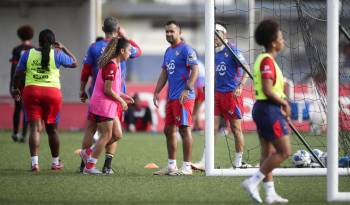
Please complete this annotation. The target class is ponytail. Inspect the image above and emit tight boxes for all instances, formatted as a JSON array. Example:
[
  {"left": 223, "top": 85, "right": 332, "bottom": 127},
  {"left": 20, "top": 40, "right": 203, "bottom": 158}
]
[
  {"left": 41, "top": 41, "right": 51, "bottom": 70},
  {"left": 98, "top": 37, "right": 130, "bottom": 69},
  {"left": 98, "top": 37, "right": 119, "bottom": 68},
  {"left": 39, "top": 29, "right": 56, "bottom": 70}
]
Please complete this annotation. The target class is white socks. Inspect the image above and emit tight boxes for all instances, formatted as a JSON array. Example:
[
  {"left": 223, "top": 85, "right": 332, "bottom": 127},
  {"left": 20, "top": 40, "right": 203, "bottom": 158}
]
[
  {"left": 235, "top": 152, "right": 243, "bottom": 167},
  {"left": 264, "top": 181, "right": 277, "bottom": 196},
  {"left": 248, "top": 170, "right": 265, "bottom": 186},
  {"left": 168, "top": 159, "right": 176, "bottom": 169},
  {"left": 168, "top": 159, "right": 192, "bottom": 171},
  {"left": 31, "top": 156, "right": 38, "bottom": 166},
  {"left": 183, "top": 161, "right": 192, "bottom": 171},
  {"left": 52, "top": 157, "right": 59, "bottom": 165}
]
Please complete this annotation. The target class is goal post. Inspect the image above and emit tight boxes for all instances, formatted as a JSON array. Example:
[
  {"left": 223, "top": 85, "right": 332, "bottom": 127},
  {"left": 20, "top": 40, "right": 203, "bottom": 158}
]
[
  {"left": 204, "top": 0, "right": 350, "bottom": 182},
  {"left": 204, "top": 0, "right": 215, "bottom": 176},
  {"left": 327, "top": 0, "right": 350, "bottom": 202}
]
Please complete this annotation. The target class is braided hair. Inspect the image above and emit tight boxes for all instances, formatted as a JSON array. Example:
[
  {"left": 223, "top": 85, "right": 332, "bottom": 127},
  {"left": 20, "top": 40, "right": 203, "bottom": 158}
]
[
  {"left": 98, "top": 37, "right": 130, "bottom": 68},
  {"left": 39, "top": 29, "right": 56, "bottom": 70}
]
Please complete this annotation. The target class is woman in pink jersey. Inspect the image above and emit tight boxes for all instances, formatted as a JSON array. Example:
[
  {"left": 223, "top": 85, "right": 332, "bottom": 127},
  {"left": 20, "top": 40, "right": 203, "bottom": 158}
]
[{"left": 83, "top": 37, "right": 133, "bottom": 174}]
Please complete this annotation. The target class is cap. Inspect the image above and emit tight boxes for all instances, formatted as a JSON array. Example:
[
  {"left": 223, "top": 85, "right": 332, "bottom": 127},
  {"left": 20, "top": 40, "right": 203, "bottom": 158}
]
[{"left": 215, "top": 24, "right": 227, "bottom": 34}]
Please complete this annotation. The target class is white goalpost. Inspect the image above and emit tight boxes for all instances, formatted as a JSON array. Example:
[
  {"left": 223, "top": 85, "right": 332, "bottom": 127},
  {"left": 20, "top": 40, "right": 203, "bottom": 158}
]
[
  {"left": 327, "top": 0, "right": 350, "bottom": 202},
  {"left": 204, "top": 0, "right": 350, "bottom": 184}
]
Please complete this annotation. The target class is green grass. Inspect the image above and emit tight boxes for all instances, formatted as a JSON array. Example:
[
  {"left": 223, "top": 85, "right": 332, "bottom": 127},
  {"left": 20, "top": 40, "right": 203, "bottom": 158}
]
[{"left": 0, "top": 130, "right": 349, "bottom": 205}]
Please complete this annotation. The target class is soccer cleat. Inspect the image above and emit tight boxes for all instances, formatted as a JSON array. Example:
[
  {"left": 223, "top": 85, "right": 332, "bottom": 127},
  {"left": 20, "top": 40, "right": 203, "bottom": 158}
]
[
  {"left": 153, "top": 166, "right": 178, "bottom": 176},
  {"left": 265, "top": 194, "right": 289, "bottom": 204},
  {"left": 79, "top": 149, "right": 89, "bottom": 164},
  {"left": 31, "top": 164, "right": 40, "bottom": 172},
  {"left": 234, "top": 162, "right": 253, "bottom": 169},
  {"left": 102, "top": 167, "right": 115, "bottom": 175},
  {"left": 191, "top": 161, "right": 205, "bottom": 171},
  {"left": 83, "top": 167, "right": 102, "bottom": 175},
  {"left": 51, "top": 162, "right": 64, "bottom": 171},
  {"left": 169, "top": 167, "right": 193, "bottom": 176},
  {"left": 241, "top": 179, "right": 263, "bottom": 204},
  {"left": 11, "top": 134, "right": 19, "bottom": 142}
]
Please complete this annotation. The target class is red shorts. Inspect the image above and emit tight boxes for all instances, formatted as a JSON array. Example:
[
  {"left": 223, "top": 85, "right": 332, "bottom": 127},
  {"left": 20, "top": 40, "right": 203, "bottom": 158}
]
[
  {"left": 215, "top": 91, "right": 243, "bottom": 120},
  {"left": 195, "top": 87, "right": 205, "bottom": 104},
  {"left": 165, "top": 99, "right": 194, "bottom": 127},
  {"left": 22, "top": 85, "right": 62, "bottom": 124},
  {"left": 116, "top": 102, "right": 124, "bottom": 122},
  {"left": 87, "top": 112, "right": 113, "bottom": 123}
]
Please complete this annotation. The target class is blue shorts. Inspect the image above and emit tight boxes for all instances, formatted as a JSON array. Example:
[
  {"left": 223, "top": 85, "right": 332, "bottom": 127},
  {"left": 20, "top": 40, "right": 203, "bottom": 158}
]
[{"left": 252, "top": 100, "right": 289, "bottom": 141}]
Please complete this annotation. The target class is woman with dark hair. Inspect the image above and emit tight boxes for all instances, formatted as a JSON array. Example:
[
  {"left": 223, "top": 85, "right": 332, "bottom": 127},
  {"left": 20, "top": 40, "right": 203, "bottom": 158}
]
[
  {"left": 241, "top": 19, "right": 291, "bottom": 204},
  {"left": 12, "top": 29, "right": 77, "bottom": 172},
  {"left": 82, "top": 37, "right": 133, "bottom": 175},
  {"left": 9, "top": 25, "right": 34, "bottom": 143}
]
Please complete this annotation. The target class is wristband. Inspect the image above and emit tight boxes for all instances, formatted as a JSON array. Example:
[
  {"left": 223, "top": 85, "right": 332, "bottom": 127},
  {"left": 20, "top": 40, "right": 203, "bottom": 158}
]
[{"left": 185, "top": 85, "right": 193, "bottom": 91}]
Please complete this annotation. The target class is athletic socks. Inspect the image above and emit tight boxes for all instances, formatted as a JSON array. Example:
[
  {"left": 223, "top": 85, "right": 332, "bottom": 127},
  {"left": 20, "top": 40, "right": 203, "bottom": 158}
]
[
  {"left": 52, "top": 157, "right": 59, "bottom": 165},
  {"left": 85, "top": 146, "right": 94, "bottom": 156},
  {"left": 235, "top": 152, "right": 243, "bottom": 167},
  {"left": 263, "top": 181, "right": 277, "bottom": 196},
  {"left": 31, "top": 156, "right": 38, "bottom": 166},
  {"left": 103, "top": 153, "right": 114, "bottom": 169},
  {"left": 79, "top": 160, "right": 85, "bottom": 173},
  {"left": 247, "top": 170, "right": 265, "bottom": 186},
  {"left": 183, "top": 161, "right": 192, "bottom": 171},
  {"left": 168, "top": 159, "right": 177, "bottom": 169},
  {"left": 86, "top": 157, "right": 97, "bottom": 169}
]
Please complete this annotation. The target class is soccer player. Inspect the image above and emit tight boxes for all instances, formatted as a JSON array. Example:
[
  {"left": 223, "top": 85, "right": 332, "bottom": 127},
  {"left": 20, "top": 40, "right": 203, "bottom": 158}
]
[
  {"left": 192, "top": 23, "right": 250, "bottom": 170},
  {"left": 124, "top": 93, "right": 153, "bottom": 132},
  {"left": 9, "top": 25, "right": 34, "bottom": 143},
  {"left": 83, "top": 37, "right": 132, "bottom": 175},
  {"left": 12, "top": 29, "right": 77, "bottom": 172},
  {"left": 241, "top": 19, "right": 291, "bottom": 204},
  {"left": 153, "top": 20, "right": 199, "bottom": 176},
  {"left": 79, "top": 17, "right": 141, "bottom": 174}
]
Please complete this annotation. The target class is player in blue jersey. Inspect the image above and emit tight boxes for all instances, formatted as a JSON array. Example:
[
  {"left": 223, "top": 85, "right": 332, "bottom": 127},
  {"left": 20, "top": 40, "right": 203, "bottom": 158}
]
[
  {"left": 241, "top": 19, "right": 290, "bottom": 204},
  {"left": 153, "top": 20, "right": 199, "bottom": 176},
  {"left": 79, "top": 17, "right": 141, "bottom": 174},
  {"left": 192, "top": 23, "right": 250, "bottom": 171}
]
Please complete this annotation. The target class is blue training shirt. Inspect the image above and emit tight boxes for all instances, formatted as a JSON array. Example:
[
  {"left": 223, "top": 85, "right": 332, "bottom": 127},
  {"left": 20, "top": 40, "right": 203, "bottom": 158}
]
[
  {"left": 16, "top": 48, "right": 75, "bottom": 72},
  {"left": 162, "top": 42, "right": 198, "bottom": 100},
  {"left": 215, "top": 42, "right": 247, "bottom": 92},
  {"left": 83, "top": 39, "right": 139, "bottom": 95}
]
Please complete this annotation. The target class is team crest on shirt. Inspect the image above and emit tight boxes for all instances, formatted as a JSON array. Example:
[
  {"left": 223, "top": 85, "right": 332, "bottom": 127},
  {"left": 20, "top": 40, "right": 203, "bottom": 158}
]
[
  {"left": 175, "top": 51, "right": 180, "bottom": 56},
  {"left": 215, "top": 62, "right": 227, "bottom": 76},
  {"left": 176, "top": 116, "right": 181, "bottom": 122},
  {"left": 224, "top": 52, "right": 229, "bottom": 58},
  {"left": 167, "top": 60, "right": 176, "bottom": 75}
]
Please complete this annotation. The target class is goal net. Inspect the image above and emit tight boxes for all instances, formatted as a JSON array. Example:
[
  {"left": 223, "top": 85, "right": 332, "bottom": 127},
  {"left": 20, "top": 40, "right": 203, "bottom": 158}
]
[{"left": 206, "top": 0, "right": 350, "bottom": 175}]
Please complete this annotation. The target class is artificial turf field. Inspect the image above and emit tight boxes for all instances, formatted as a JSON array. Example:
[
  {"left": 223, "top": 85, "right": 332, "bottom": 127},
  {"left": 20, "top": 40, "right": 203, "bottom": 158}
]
[{"left": 0, "top": 130, "right": 349, "bottom": 205}]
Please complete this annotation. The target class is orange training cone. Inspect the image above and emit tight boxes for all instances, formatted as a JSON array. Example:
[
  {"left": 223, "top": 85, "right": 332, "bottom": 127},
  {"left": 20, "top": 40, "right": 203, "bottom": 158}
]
[{"left": 144, "top": 163, "right": 159, "bottom": 169}]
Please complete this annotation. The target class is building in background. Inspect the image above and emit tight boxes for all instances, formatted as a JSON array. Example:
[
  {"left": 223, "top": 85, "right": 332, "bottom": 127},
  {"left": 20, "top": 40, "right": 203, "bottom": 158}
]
[{"left": 0, "top": 0, "right": 101, "bottom": 102}]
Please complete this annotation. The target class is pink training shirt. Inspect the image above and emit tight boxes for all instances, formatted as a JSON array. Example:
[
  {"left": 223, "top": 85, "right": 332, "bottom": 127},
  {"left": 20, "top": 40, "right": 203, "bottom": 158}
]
[{"left": 89, "top": 59, "right": 121, "bottom": 118}]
